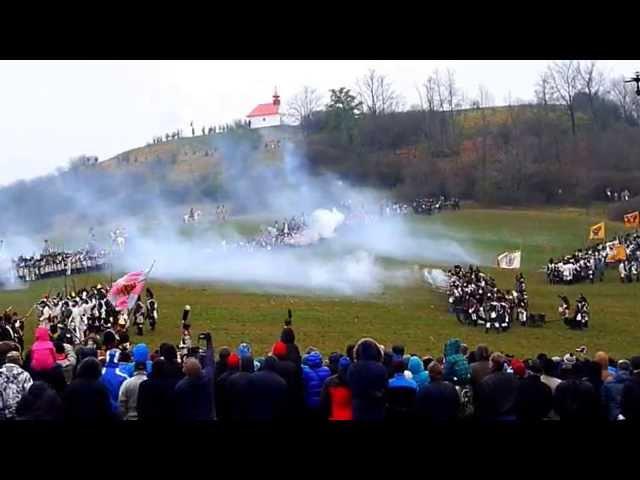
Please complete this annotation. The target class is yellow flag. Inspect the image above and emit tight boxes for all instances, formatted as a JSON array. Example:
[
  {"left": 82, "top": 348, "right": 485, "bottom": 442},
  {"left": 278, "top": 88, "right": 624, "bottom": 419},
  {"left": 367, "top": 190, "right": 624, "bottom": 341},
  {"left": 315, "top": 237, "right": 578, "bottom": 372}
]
[
  {"left": 607, "top": 244, "right": 627, "bottom": 262},
  {"left": 624, "top": 211, "right": 640, "bottom": 228},
  {"left": 589, "top": 222, "right": 605, "bottom": 240}
]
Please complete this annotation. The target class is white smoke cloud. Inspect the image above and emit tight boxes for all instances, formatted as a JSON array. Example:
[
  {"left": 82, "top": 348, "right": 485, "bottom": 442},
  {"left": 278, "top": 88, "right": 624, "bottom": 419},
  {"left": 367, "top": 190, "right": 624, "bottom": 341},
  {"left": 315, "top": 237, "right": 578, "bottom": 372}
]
[{"left": 2, "top": 134, "right": 481, "bottom": 296}]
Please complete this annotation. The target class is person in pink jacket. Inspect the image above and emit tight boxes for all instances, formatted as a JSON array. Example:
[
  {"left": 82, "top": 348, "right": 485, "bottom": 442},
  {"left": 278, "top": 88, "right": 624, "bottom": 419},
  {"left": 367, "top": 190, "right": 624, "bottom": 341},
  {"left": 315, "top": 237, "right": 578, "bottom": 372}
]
[{"left": 30, "top": 327, "right": 56, "bottom": 372}]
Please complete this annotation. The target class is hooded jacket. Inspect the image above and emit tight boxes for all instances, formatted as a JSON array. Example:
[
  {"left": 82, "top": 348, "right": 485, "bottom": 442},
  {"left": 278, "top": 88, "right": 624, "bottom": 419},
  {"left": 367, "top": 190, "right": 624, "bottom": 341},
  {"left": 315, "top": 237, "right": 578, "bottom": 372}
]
[
  {"left": 0, "top": 362, "right": 33, "bottom": 419},
  {"left": 15, "top": 381, "right": 63, "bottom": 421},
  {"left": 137, "top": 359, "right": 177, "bottom": 422},
  {"left": 280, "top": 328, "right": 302, "bottom": 365},
  {"left": 408, "top": 356, "right": 430, "bottom": 390},
  {"left": 320, "top": 357, "right": 352, "bottom": 421},
  {"left": 121, "top": 344, "right": 153, "bottom": 377},
  {"left": 243, "top": 356, "right": 288, "bottom": 420},
  {"left": 63, "top": 358, "right": 117, "bottom": 422},
  {"left": 347, "top": 338, "right": 388, "bottom": 421},
  {"left": 602, "top": 370, "right": 632, "bottom": 421},
  {"left": 100, "top": 349, "right": 129, "bottom": 413},
  {"left": 30, "top": 327, "right": 56, "bottom": 372},
  {"left": 302, "top": 351, "right": 331, "bottom": 409},
  {"left": 443, "top": 339, "right": 470, "bottom": 386}
]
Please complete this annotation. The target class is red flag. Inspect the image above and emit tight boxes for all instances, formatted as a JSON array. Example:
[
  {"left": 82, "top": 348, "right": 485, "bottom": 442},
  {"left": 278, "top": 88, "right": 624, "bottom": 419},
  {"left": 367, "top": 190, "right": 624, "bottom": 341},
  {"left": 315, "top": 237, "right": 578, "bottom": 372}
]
[{"left": 108, "top": 271, "right": 146, "bottom": 311}]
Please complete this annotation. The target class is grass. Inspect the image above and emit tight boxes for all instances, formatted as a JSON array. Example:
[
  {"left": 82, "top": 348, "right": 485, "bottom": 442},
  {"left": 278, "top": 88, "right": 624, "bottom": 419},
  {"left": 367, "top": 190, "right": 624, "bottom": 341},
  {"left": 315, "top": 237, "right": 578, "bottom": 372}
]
[{"left": 4, "top": 205, "right": 640, "bottom": 361}]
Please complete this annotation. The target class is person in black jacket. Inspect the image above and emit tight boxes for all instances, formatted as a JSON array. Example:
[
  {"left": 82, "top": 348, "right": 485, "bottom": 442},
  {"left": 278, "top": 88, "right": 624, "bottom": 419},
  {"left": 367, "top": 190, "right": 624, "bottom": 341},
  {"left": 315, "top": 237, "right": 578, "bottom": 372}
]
[
  {"left": 175, "top": 358, "right": 213, "bottom": 421},
  {"left": 515, "top": 360, "right": 552, "bottom": 422},
  {"left": 215, "top": 352, "right": 239, "bottom": 421},
  {"left": 137, "top": 358, "right": 177, "bottom": 422},
  {"left": 475, "top": 352, "right": 519, "bottom": 422},
  {"left": 215, "top": 347, "right": 231, "bottom": 381},
  {"left": 620, "top": 356, "right": 640, "bottom": 422},
  {"left": 347, "top": 338, "right": 387, "bottom": 421},
  {"left": 174, "top": 335, "right": 215, "bottom": 422},
  {"left": 224, "top": 355, "right": 255, "bottom": 420},
  {"left": 245, "top": 356, "right": 288, "bottom": 420},
  {"left": 159, "top": 343, "right": 184, "bottom": 382},
  {"left": 272, "top": 340, "right": 304, "bottom": 419},
  {"left": 553, "top": 361, "right": 602, "bottom": 423},
  {"left": 15, "top": 381, "right": 63, "bottom": 421},
  {"left": 62, "top": 357, "right": 118, "bottom": 422},
  {"left": 414, "top": 362, "right": 460, "bottom": 423},
  {"left": 280, "top": 327, "right": 301, "bottom": 366}
]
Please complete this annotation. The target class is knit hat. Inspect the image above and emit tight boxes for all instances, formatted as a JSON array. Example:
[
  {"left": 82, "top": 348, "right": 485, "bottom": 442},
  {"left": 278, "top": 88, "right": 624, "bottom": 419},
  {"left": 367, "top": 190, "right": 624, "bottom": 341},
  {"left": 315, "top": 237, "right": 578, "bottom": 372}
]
[
  {"left": 272, "top": 341, "right": 288, "bottom": 360},
  {"left": 237, "top": 342, "right": 252, "bottom": 358},
  {"left": 511, "top": 359, "right": 526, "bottom": 378},
  {"left": 227, "top": 352, "right": 240, "bottom": 370},
  {"left": 563, "top": 353, "right": 576, "bottom": 368},
  {"left": 338, "top": 356, "right": 351, "bottom": 371}
]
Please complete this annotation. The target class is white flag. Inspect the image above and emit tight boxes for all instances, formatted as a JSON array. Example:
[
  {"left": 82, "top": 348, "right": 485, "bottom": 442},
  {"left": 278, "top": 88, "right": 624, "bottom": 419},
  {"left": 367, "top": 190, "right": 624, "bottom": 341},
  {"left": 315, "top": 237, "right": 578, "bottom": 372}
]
[{"left": 497, "top": 250, "right": 521, "bottom": 269}]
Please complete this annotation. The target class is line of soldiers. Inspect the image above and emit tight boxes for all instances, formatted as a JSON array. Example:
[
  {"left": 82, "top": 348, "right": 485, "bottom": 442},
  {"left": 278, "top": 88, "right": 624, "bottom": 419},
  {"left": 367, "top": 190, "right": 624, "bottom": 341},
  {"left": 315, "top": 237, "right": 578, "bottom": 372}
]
[
  {"left": 35, "top": 285, "right": 159, "bottom": 347},
  {"left": 13, "top": 248, "right": 109, "bottom": 282},
  {"left": 448, "top": 265, "right": 531, "bottom": 333},
  {"left": 412, "top": 196, "right": 461, "bottom": 215},
  {"left": 558, "top": 294, "right": 590, "bottom": 330},
  {"left": 547, "top": 233, "right": 640, "bottom": 285},
  {"left": 222, "top": 214, "right": 308, "bottom": 252}
]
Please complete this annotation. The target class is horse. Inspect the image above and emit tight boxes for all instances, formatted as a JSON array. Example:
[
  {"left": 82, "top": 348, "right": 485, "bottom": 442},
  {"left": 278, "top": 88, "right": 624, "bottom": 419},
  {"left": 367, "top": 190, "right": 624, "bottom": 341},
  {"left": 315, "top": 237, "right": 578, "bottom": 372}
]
[{"left": 183, "top": 210, "right": 202, "bottom": 224}]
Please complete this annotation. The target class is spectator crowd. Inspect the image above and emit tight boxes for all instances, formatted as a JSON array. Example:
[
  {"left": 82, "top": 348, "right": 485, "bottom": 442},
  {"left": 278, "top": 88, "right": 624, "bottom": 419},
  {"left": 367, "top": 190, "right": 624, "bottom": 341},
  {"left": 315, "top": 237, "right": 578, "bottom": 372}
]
[{"left": 1, "top": 315, "right": 639, "bottom": 422}]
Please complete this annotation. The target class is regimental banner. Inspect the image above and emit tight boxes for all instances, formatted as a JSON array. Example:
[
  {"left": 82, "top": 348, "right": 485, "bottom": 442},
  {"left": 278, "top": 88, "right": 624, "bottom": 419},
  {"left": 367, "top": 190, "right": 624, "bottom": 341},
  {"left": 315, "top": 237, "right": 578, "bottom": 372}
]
[
  {"left": 589, "top": 222, "right": 605, "bottom": 241},
  {"left": 607, "top": 244, "right": 627, "bottom": 263},
  {"left": 497, "top": 250, "right": 521, "bottom": 269},
  {"left": 108, "top": 271, "right": 146, "bottom": 311},
  {"left": 624, "top": 211, "right": 640, "bottom": 228}
]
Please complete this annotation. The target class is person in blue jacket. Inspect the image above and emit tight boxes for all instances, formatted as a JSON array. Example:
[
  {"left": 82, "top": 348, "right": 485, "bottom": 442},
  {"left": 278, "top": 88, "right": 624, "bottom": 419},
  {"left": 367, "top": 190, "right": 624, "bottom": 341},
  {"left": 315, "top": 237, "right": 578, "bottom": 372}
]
[
  {"left": 302, "top": 351, "right": 331, "bottom": 413},
  {"left": 121, "top": 343, "right": 153, "bottom": 377},
  {"left": 407, "top": 355, "right": 430, "bottom": 390},
  {"left": 100, "top": 349, "right": 129, "bottom": 414}
]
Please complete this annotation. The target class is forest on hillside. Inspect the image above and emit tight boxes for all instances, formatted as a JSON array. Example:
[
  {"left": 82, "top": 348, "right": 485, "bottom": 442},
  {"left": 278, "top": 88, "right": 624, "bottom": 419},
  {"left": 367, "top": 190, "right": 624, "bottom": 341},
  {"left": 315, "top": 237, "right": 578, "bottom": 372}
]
[{"left": 287, "top": 61, "right": 640, "bottom": 205}]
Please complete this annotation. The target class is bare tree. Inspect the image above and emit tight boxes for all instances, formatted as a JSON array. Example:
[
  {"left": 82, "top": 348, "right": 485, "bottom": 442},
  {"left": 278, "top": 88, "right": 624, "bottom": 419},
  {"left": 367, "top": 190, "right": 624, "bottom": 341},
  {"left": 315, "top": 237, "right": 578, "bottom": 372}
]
[
  {"left": 577, "top": 60, "right": 606, "bottom": 123},
  {"left": 356, "top": 69, "right": 399, "bottom": 115},
  {"left": 547, "top": 61, "right": 580, "bottom": 136},
  {"left": 610, "top": 76, "right": 631, "bottom": 121},
  {"left": 287, "top": 86, "right": 323, "bottom": 128},
  {"left": 534, "top": 71, "right": 551, "bottom": 108}
]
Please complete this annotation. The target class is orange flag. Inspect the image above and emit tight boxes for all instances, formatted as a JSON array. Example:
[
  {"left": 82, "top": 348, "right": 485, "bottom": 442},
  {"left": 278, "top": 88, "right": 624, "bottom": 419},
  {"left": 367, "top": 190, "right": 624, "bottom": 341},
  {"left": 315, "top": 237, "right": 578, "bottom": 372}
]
[{"left": 624, "top": 211, "right": 639, "bottom": 228}]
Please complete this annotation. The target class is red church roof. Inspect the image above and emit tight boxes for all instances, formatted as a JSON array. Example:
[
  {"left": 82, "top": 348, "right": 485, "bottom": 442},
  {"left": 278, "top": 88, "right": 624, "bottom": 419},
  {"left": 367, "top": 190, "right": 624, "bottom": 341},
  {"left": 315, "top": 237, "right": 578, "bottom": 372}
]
[{"left": 247, "top": 102, "right": 280, "bottom": 118}]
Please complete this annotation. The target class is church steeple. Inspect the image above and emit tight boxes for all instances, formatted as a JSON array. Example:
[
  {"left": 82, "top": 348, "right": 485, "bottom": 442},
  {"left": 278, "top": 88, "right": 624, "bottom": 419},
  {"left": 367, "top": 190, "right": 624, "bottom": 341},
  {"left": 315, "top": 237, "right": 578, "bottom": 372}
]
[{"left": 272, "top": 87, "right": 280, "bottom": 106}]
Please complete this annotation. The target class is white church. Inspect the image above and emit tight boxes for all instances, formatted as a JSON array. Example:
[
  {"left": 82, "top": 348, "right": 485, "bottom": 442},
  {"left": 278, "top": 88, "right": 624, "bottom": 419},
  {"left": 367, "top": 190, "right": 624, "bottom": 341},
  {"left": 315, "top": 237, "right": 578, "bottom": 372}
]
[{"left": 246, "top": 90, "right": 283, "bottom": 129}]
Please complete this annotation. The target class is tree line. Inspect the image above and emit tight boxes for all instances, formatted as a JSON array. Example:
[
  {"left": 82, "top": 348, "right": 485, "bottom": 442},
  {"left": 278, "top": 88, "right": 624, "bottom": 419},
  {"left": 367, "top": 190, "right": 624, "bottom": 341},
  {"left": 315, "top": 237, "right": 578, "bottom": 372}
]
[{"left": 287, "top": 62, "right": 640, "bottom": 206}]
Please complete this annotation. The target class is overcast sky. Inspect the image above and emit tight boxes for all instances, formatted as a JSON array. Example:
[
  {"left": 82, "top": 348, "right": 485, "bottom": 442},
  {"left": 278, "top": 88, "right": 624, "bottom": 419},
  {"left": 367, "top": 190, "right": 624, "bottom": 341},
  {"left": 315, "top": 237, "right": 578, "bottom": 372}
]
[{"left": 0, "top": 60, "right": 637, "bottom": 186}]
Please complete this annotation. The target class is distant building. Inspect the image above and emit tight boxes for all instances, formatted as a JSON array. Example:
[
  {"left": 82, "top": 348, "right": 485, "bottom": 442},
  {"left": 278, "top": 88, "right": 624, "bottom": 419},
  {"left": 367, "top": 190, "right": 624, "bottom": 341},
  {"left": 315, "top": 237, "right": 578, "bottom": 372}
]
[{"left": 246, "top": 89, "right": 282, "bottom": 129}]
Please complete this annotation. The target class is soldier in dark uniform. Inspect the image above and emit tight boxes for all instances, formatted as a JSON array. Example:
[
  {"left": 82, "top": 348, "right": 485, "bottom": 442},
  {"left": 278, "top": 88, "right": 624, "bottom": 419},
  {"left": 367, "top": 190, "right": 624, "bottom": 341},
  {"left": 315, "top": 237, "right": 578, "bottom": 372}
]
[
  {"left": 133, "top": 297, "right": 145, "bottom": 336},
  {"left": 145, "top": 288, "right": 158, "bottom": 331}
]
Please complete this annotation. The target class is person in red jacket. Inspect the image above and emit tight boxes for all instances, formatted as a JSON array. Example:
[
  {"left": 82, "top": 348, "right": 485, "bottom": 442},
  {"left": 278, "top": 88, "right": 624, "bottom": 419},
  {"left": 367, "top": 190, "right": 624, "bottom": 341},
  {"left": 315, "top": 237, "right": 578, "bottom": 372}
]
[{"left": 320, "top": 356, "right": 352, "bottom": 421}]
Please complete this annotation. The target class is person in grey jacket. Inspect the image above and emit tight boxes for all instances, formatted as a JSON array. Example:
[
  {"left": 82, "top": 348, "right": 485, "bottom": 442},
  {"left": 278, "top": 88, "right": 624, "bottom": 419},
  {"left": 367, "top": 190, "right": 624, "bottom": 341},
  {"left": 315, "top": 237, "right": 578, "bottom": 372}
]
[{"left": 118, "top": 361, "right": 148, "bottom": 420}]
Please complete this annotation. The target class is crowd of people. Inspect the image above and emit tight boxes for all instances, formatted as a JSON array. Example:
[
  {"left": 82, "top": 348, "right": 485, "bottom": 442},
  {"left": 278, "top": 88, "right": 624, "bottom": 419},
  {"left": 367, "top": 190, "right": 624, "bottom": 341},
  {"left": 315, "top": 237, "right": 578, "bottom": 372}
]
[
  {"left": 1, "top": 314, "right": 639, "bottom": 423},
  {"left": 546, "top": 233, "right": 640, "bottom": 285},
  {"left": 605, "top": 187, "right": 632, "bottom": 202},
  {"left": 150, "top": 121, "right": 251, "bottom": 146},
  {"left": 448, "top": 265, "right": 532, "bottom": 333}
]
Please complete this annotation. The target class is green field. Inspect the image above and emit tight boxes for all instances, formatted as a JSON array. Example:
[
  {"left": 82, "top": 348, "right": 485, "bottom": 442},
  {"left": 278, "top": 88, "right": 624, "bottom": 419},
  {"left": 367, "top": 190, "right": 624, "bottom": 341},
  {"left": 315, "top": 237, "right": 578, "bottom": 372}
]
[{"left": 3, "top": 205, "right": 639, "bottom": 360}]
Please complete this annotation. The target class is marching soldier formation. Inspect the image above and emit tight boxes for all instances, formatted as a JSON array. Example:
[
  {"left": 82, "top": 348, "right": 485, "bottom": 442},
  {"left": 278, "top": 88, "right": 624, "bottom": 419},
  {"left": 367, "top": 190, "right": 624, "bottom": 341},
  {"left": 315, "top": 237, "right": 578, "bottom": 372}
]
[
  {"left": 13, "top": 248, "right": 109, "bottom": 282},
  {"left": 447, "top": 265, "right": 530, "bottom": 334},
  {"left": 33, "top": 285, "right": 160, "bottom": 349}
]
